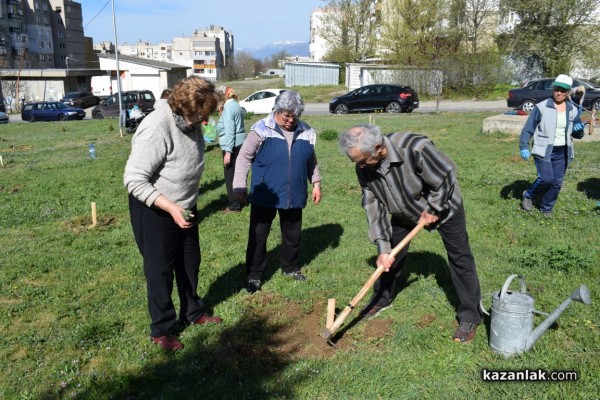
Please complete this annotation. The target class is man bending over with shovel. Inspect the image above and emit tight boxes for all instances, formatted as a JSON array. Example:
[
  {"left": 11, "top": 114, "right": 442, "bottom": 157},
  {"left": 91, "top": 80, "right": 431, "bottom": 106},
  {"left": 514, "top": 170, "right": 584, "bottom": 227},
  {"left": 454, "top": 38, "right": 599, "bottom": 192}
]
[{"left": 338, "top": 124, "right": 482, "bottom": 343}]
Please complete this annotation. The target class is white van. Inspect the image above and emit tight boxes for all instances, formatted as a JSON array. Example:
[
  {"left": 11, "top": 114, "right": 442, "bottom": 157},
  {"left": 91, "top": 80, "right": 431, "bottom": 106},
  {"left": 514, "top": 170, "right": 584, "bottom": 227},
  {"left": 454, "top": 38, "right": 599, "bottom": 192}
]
[{"left": 91, "top": 76, "right": 113, "bottom": 100}]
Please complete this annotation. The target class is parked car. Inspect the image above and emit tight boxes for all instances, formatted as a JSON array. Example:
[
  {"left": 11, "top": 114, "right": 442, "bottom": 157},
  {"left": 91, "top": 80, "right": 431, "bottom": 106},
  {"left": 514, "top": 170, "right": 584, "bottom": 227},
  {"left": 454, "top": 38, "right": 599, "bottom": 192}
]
[
  {"left": 507, "top": 78, "right": 600, "bottom": 112},
  {"left": 92, "top": 90, "right": 156, "bottom": 119},
  {"left": 329, "top": 84, "right": 419, "bottom": 114},
  {"left": 0, "top": 111, "right": 8, "bottom": 124},
  {"left": 238, "top": 89, "right": 286, "bottom": 115},
  {"left": 21, "top": 102, "right": 86, "bottom": 122},
  {"left": 60, "top": 91, "right": 100, "bottom": 108}
]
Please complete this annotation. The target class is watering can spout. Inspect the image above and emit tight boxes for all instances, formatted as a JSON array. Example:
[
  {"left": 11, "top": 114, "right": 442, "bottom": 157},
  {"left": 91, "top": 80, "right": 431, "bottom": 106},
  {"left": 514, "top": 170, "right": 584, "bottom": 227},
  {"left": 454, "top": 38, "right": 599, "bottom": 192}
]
[{"left": 524, "top": 285, "right": 591, "bottom": 352}]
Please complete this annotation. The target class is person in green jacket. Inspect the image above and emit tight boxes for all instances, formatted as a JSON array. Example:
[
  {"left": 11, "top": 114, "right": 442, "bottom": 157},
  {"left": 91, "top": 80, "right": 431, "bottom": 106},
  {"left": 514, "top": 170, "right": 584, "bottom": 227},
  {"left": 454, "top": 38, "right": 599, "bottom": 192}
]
[{"left": 217, "top": 86, "right": 246, "bottom": 213}]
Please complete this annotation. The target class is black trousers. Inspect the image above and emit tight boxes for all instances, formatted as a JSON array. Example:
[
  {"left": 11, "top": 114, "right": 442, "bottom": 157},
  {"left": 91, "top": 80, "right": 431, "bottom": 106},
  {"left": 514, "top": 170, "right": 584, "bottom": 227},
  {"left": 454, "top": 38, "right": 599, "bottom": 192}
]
[
  {"left": 246, "top": 205, "right": 303, "bottom": 280},
  {"left": 375, "top": 202, "right": 482, "bottom": 324},
  {"left": 129, "top": 194, "right": 205, "bottom": 337},
  {"left": 223, "top": 145, "right": 242, "bottom": 211}
]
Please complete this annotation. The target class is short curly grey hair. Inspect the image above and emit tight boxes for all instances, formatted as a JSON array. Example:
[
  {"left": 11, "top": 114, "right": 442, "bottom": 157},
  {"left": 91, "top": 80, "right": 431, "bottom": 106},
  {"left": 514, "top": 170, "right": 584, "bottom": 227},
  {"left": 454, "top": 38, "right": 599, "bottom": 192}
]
[{"left": 273, "top": 90, "right": 304, "bottom": 117}]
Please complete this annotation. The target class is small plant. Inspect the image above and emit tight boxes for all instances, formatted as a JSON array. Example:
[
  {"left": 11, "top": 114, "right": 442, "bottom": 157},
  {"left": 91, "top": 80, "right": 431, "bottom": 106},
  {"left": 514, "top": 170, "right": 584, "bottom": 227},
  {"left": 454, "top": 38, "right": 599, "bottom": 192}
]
[
  {"left": 60, "top": 126, "right": 67, "bottom": 132},
  {"left": 319, "top": 128, "right": 338, "bottom": 141},
  {"left": 108, "top": 124, "right": 114, "bottom": 132},
  {"left": 244, "top": 112, "right": 255, "bottom": 120}
]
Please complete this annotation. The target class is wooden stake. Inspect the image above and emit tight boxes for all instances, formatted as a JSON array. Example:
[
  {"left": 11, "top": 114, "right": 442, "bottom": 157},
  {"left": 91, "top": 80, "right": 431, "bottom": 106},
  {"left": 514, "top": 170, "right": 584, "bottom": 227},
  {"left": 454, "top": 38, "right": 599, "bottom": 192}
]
[
  {"left": 90, "top": 202, "right": 97, "bottom": 228},
  {"left": 0, "top": 155, "right": 3, "bottom": 167},
  {"left": 326, "top": 298, "right": 336, "bottom": 329},
  {"left": 369, "top": 114, "right": 373, "bottom": 124}
]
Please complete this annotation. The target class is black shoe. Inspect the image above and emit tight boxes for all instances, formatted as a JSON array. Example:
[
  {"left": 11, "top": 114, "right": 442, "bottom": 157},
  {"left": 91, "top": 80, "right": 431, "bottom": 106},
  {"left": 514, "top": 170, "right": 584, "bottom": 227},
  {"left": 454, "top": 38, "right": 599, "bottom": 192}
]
[
  {"left": 245, "top": 279, "right": 262, "bottom": 293},
  {"left": 282, "top": 270, "right": 306, "bottom": 281}
]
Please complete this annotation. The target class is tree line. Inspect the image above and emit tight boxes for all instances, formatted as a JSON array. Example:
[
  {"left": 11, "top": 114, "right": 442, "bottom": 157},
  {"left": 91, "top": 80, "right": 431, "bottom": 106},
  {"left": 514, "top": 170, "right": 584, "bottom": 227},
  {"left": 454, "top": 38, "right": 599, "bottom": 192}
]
[{"left": 317, "top": 0, "right": 600, "bottom": 95}]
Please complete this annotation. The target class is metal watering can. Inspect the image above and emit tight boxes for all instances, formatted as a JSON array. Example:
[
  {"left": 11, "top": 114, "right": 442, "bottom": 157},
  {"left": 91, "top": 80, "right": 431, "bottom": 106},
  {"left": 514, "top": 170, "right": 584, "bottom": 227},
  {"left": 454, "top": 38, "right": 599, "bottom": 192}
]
[{"left": 489, "top": 274, "right": 591, "bottom": 356}]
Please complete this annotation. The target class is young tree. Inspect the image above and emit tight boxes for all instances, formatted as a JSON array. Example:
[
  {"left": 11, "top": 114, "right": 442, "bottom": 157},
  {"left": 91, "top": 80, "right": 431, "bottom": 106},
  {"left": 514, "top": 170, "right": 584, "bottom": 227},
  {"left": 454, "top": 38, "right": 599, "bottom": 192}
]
[{"left": 379, "top": 0, "right": 462, "bottom": 67}]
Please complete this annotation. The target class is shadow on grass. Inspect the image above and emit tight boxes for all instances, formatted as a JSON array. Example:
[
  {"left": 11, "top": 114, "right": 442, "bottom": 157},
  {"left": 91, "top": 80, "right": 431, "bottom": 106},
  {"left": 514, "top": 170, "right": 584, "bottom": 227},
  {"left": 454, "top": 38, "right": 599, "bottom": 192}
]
[
  {"left": 200, "top": 177, "right": 226, "bottom": 194},
  {"left": 500, "top": 179, "right": 531, "bottom": 200},
  {"left": 49, "top": 313, "right": 304, "bottom": 400},
  {"left": 203, "top": 223, "right": 344, "bottom": 310},
  {"left": 331, "top": 251, "right": 457, "bottom": 342},
  {"left": 196, "top": 194, "right": 229, "bottom": 223},
  {"left": 576, "top": 177, "right": 600, "bottom": 200}
]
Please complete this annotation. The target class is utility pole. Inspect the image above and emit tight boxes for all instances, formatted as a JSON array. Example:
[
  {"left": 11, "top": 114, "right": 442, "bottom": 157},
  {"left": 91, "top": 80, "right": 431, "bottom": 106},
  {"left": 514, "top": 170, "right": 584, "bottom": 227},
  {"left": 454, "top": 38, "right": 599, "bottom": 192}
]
[{"left": 112, "top": 0, "right": 124, "bottom": 136}]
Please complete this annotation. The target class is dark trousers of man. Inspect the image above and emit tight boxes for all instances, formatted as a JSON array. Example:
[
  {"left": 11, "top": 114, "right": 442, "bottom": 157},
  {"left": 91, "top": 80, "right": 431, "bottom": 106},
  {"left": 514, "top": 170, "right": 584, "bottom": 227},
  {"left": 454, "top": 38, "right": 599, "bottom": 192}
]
[
  {"left": 246, "top": 205, "right": 303, "bottom": 281},
  {"left": 374, "top": 202, "right": 482, "bottom": 324},
  {"left": 129, "top": 194, "right": 205, "bottom": 337},
  {"left": 223, "top": 145, "right": 243, "bottom": 211},
  {"left": 525, "top": 146, "right": 567, "bottom": 213}
]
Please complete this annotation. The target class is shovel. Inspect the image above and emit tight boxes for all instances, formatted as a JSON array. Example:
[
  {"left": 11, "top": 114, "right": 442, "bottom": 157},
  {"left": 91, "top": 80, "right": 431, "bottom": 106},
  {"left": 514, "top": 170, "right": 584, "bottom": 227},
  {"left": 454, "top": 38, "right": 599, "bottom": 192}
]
[{"left": 323, "top": 220, "right": 426, "bottom": 345}]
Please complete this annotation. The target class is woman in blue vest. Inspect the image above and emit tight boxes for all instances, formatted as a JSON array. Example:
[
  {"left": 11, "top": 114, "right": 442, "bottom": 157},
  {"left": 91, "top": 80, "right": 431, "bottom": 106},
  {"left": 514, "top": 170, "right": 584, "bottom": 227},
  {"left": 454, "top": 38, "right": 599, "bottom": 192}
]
[
  {"left": 519, "top": 74, "right": 585, "bottom": 217},
  {"left": 232, "top": 90, "right": 322, "bottom": 293}
]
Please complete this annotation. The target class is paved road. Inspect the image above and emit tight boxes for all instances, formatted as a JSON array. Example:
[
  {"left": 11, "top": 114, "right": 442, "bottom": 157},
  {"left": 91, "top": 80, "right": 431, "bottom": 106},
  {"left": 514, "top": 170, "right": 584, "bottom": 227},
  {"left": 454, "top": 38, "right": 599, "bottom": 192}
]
[
  {"left": 304, "top": 99, "right": 510, "bottom": 115},
  {"left": 7, "top": 100, "right": 511, "bottom": 123}
]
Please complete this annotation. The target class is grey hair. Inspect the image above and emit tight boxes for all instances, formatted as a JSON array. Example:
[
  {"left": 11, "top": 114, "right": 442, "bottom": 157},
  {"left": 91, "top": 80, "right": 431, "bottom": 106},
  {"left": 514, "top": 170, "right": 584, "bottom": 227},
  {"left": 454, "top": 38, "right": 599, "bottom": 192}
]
[
  {"left": 273, "top": 90, "right": 304, "bottom": 117},
  {"left": 338, "top": 124, "right": 383, "bottom": 157}
]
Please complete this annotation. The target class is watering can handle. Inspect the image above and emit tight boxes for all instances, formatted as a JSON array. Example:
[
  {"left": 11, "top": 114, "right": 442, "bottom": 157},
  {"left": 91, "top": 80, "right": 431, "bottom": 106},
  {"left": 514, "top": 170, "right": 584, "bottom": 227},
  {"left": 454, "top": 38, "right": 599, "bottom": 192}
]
[{"left": 499, "top": 274, "right": 527, "bottom": 300}]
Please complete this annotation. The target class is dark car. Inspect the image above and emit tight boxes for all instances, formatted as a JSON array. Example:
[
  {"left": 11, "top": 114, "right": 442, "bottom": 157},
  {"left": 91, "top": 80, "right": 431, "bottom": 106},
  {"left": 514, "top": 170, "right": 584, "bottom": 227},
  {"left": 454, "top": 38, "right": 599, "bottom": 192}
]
[
  {"left": 60, "top": 91, "right": 100, "bottom": 108},
  {"left": 92, "top": 90, "right": 156, "bottom": 119},
  {"left": 21, "top": 101, "right": 86, "bottom": 122},
  {"left": 507, "top": 78, "right": 600, "bottom": 112},
  {"left": 329, "top": 84, "right": 419, "bottom": 114}
]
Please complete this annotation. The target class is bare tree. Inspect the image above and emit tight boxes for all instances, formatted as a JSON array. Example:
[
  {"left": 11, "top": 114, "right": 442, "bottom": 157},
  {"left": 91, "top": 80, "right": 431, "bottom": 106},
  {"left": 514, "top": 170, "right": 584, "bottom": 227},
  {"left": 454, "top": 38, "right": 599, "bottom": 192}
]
[
  {"left": 454, "top": 0, "right": 499, "bottom": 53},
  {"left": 319, "top": 0, "right": 378, "bottom": 62},
  {"left": 225, "top": 50, "right": 260, "bottom": 80}
]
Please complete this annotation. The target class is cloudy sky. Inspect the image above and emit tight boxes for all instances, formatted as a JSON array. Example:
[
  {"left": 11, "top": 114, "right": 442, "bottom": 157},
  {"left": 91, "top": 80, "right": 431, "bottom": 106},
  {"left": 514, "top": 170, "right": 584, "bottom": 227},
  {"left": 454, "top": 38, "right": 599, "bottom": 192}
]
[{"left": 78, "top": 0, "right": 325, "bottom": 49}]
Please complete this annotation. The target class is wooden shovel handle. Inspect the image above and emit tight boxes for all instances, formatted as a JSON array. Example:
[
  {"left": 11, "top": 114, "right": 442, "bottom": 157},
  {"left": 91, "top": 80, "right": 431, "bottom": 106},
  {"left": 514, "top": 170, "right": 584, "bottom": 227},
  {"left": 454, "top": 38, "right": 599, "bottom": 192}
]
[{"left": 323, "top": 220, "right": 427, "bottom": 339}]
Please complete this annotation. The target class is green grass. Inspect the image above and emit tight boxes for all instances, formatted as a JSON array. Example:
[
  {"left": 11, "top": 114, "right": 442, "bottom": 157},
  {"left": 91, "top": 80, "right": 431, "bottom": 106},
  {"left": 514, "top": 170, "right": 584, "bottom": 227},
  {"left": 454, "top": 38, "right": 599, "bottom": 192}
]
[{"left": 1, "top": 114, "right": 598, "bottom": 399}]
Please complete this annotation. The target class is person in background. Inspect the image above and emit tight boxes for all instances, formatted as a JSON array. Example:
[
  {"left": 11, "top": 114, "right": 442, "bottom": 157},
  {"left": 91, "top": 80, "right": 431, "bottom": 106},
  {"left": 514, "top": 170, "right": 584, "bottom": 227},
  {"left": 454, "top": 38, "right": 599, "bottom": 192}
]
[
  {"left": 160, "top": 89, "right": 172, "bottom": 99},
  {"left": 519, "top": 74, "right": 585, "bottom": 217},
  {"left": 128, "top": 104, "right": 145, "bottom": 121},
  {"left": 233, "top": 90, "right": 322, "bottom": 293},
  {"left": 124, "top": 76, "right": 222, "bottom": 352},
  {"left": 216, "top": 86, "right": 246, "bottom": 213},
  {"left": 338, "top": 123, "right": 482, "bottom": 343}
]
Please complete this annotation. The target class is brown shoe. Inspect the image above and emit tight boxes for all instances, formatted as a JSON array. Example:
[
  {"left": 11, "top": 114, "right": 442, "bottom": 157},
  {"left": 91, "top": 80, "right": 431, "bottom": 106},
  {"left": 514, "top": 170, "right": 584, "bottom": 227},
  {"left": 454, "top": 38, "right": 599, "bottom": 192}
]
[
  {"left": 152, "top": 335, "right": 184, "bottom": 351},
  {"left": 453, "top": 321, "right": 477, "bottom": 343},
  {"left": 222, "top": 207, "right": 241, "bottom": 214},
  {"left": 191, "top": 314, "right": 223, "bottom": 325}
]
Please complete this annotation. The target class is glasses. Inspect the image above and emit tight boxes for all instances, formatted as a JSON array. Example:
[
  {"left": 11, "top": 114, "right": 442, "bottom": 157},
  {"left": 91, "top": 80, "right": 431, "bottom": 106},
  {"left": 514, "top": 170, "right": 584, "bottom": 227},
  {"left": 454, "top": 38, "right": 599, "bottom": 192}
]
[{"left": 553, "top": 87, "right": 569, "bottom": 93}]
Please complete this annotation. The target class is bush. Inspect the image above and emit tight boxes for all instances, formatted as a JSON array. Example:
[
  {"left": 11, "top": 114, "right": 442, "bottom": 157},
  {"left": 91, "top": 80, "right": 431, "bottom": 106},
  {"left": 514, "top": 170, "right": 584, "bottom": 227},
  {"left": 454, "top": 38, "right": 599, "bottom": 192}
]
[{"left": 319, "top": 128, "right": 339, "bottom": 141}]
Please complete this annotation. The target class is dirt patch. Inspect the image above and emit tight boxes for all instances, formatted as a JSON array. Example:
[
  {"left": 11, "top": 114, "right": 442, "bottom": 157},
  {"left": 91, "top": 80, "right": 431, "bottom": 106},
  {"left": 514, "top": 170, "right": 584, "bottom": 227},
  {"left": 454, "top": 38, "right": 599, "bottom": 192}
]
[
  {"left": 416, "top": 314, "right": 437, "bottom": 328},
  {"left": 0, "top": 145, "right": 33, "bottom": 152},
  {"left": 242, "top": 294, "right": 394, "bottom": 360},
  {"left": 61, "top": 215, "right": 117, "bottom": 233},
  {"left": 0, "top": 185, "right": 21, "bottom": 193}
]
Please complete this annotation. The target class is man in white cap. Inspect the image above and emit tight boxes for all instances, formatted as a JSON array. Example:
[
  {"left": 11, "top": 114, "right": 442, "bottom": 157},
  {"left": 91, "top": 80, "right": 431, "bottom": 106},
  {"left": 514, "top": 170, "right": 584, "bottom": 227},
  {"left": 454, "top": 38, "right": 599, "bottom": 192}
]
[{"left": 519, "top": 74, "right": 585, "bottom": 216}]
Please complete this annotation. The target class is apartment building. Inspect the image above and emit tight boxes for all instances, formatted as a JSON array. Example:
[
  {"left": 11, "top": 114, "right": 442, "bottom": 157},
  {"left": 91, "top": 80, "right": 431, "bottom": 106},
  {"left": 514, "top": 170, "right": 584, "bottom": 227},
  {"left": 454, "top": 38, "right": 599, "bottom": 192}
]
[
  {"left": 114, "top": 26, "right": 234, "bottom": 82},
  {"left": 0, "top": 0, "right": 87, "bottom": 69}
]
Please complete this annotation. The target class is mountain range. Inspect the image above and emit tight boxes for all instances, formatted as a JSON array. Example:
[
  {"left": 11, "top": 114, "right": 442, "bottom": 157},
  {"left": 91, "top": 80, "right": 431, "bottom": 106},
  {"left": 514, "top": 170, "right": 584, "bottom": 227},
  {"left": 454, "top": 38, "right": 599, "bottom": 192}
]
[{"left": 237, "top": 40, "right": 310, "bottom": 60}]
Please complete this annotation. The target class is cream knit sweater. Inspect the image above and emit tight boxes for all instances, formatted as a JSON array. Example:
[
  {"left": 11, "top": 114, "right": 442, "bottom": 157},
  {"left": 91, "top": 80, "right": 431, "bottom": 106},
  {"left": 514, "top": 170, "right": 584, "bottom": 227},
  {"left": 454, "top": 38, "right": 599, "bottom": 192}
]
[{"left": 124, "top": 100, "right": 205, "bottom": 209}]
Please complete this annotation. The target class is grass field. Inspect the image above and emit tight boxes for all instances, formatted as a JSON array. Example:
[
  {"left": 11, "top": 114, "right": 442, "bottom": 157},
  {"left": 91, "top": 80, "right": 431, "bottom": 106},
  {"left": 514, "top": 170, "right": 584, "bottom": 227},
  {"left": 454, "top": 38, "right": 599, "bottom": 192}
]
[{"left": 0, "top": 112, "right": 598, "bottom": 400}]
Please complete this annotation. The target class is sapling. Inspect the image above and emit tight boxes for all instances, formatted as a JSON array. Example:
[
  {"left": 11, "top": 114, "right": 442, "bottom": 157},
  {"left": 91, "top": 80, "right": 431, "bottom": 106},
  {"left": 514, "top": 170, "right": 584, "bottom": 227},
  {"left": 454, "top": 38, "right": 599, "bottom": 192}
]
[{"left": 182, "top": 209, "right": 194, "bottom": 221}]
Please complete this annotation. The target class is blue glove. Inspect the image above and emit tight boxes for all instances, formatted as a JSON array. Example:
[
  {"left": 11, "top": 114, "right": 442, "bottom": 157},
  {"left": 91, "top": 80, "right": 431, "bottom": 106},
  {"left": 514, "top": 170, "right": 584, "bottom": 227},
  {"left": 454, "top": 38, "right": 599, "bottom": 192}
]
[
  {"left": 573, "top": 122, "right": 584, "bottom": 132},
  {"left": 520, "top": 149, "right": 530, "bottom": 161}
]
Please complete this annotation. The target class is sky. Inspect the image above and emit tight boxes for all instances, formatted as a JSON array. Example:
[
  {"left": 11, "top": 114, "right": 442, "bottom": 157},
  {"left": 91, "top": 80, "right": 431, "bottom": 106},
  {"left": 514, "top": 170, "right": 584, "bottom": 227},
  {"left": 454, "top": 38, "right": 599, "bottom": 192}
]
[{"left": 79, "top": 0, "right": 325, "bottom": 50}]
